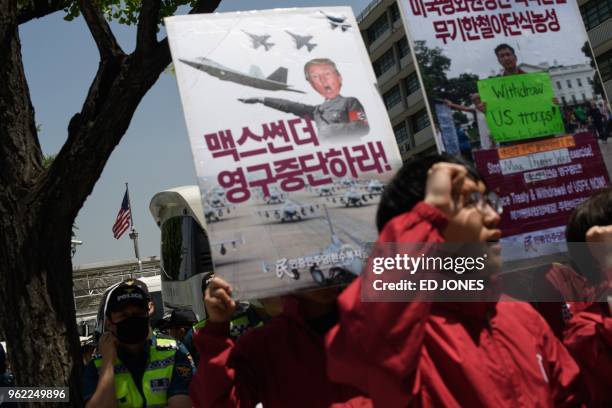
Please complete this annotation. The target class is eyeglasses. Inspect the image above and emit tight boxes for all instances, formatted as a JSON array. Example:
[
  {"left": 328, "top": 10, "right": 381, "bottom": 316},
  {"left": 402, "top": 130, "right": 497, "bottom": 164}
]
[{"left": 466, "top": 191, "right": 503, "bottom": 215}]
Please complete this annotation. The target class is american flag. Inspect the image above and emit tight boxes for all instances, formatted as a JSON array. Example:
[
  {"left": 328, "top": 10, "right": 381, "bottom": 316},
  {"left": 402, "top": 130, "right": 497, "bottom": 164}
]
[{"left": 112, "top": 190, "right": 131, "bottom": 239}]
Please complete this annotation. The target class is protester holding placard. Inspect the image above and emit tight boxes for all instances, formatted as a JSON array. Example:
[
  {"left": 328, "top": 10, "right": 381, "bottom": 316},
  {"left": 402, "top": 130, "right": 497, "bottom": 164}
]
[
  {"left": 189, "top": 276, "right": 370, "bottom": 408},
  {"left": 325, "top": 155, "right": 585, "bottom": 406},
  {"left": 444, "top": 94, "right": 495, "bottom": 150}
]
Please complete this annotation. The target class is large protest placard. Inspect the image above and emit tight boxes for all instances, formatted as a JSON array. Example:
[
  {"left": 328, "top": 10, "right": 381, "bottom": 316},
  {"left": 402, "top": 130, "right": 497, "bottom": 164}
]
[
  {"left": 398, "top": 0, "right": 611, "bottom": 261},
  {"left": 397, "top": 0, "right": 612, "bottom": 150},
  {"left": 473, "top": 132, "right": 610, "bottom": 260},
  {"left": 478, "top": 72, "right": 565, "bottom": 142},
  {"left": 166, "top": 8, "right": 402, "bottom": 299}
]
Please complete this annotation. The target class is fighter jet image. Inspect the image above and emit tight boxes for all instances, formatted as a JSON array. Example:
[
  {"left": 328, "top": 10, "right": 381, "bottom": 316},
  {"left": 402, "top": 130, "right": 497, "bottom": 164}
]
[
  {"left": 204, "top": 205, "right": 234, "bottom": 223},
  {"left": 264, "top": 189, "right": 285, "bottom": 205},
  {"left": 285, "top": 31, "right": 317, "bottom": 52},
  {"left": 262, "top": 205, "right": 363, "bottom": 284},
  {"left": 320, "top": 11, "right": 352, "bottom": 31},
  {"left": 327, "top": 189, "right": 372, "bottom": 207},
  {"left": 242, "top": 31, "right": 274, "bottom": 51},
  {"left": 254, "top": 186, "right": 286, "bottom": 204},
  {"left": 365, "top": 180, "right": 384, "bottom": 195},
  {"left": 179, "top": 57, "right": 306, "bottom": 94},
  {"left": 335, "top": 177, "right": 357, "bottom": 189},
  {"left": 314, "top": 185, "right": 335, "bottom": 197},
  {"left": 205, "top": 186, "right": 229, "bottom": 209},
  {"left": 256, "top": 201, "right": 321, "bottom": 223},
  {"left": 211, "top": 236, "right": 245, "bottom": 256}
]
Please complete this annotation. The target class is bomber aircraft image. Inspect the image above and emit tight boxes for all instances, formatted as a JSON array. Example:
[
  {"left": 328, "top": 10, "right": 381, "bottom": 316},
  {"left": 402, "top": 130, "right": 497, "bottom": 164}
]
[{"left": 180, "top": 57, "right": 305, "bottom": 93}]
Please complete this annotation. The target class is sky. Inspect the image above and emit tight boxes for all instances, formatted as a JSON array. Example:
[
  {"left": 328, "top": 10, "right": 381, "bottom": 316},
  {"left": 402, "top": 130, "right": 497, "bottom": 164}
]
[{"left": 19, "top": 0, "right": 373, "bottom": 266}]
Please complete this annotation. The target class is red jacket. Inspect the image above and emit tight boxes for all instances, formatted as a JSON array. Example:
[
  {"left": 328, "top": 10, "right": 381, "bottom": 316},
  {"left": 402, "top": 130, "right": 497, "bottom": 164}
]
[
  {"left": 189, "top": 296, "right": 371, "bottom": 408},
  {"left": 326, "top": 202, "right": 584, "bottom": 407},
  {"left": 563, "top": 302, "right": 612, "bottom": 407},
  {"left": 533, "top": 263, "right": 593, "bottom": 339}
]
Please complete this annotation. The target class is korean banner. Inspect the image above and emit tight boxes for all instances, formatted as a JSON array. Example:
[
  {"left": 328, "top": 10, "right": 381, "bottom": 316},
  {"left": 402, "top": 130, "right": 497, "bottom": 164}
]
[
  {"left": 166, "top": 8, "right": 402, "bottom": 299},
  {"left": 397, "top": 0, "right": 612, "bottom": 148},
  {"left": 398, "top": 0, "right": 611, "bottom": 260}
]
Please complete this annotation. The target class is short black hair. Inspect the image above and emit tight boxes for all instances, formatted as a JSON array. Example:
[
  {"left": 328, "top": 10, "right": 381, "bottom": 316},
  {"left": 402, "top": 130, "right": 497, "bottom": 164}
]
[
  {"left": 565, "top": 187, "right": 612, "bottom": 283},
  {"left": 494, "top": 43, "right": 515, "bottom": 56},
  {"left": 376, "top": 154, "right": 484, "bottom": 232}
]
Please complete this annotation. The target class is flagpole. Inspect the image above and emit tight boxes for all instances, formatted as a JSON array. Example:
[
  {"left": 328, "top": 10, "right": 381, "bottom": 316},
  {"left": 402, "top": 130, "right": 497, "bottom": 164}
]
[{"left": 125, "top": 182, "right": 143, "bottom": 274}]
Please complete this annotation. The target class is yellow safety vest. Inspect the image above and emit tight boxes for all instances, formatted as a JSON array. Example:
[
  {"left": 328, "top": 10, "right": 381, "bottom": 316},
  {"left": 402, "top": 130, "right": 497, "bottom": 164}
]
[
  {"left": 93, "top": 337, "right": 177, "bottom": 408},
  {"left": 193, "top": 312, "right": 264, "bottom": 338}
]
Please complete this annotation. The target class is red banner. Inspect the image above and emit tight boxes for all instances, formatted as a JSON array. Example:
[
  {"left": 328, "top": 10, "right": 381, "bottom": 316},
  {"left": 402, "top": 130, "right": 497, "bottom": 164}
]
[{"left": 474, "top": 132, "right": 610, "bottom": 238}]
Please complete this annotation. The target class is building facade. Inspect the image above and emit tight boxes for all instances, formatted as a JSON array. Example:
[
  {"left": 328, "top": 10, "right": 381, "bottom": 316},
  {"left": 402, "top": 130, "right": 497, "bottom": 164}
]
[
  {"left": 358, "top": 0, "right": 435, "bottom": 159},
  {"left": 357, "top": 0, "right": 612, "bottom": 159}
]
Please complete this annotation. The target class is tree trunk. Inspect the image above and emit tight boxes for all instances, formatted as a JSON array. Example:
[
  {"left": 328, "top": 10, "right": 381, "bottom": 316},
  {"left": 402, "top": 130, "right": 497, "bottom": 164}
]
[
  {"left": 0, "top": 1, "right": 221, "bottom": 405},
  {"left": 0, "top": 2, "right": 81, "bottom": 404},
  {"left": 0, "top": 223, "right": 83, "bottom": 406}
]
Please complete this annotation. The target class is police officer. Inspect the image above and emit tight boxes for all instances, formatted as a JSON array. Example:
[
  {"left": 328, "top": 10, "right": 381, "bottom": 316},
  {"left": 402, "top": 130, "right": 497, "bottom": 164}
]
[
  {"left": 239, "top": 58, "right": 369, "bottom": 139},
  {"left": 82, "top": 279, "right": 193, "bottom": 408}
]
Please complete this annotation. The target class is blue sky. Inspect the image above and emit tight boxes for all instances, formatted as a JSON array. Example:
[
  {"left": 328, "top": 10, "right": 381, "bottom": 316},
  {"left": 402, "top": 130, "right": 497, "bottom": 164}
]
[{"left": 19, "top": 0, "right": 373, "bottom": 265}]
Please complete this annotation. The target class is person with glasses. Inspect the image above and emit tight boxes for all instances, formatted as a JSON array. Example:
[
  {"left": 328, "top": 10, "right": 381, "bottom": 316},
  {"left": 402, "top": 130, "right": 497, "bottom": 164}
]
[{"left": 326, "top": 154, "right": 585, "bottom": 407}]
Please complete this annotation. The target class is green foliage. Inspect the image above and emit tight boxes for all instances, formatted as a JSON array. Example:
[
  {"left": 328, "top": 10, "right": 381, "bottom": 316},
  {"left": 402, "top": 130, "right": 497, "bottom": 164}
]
[
  {"left": 60, "top": 0, "right": 199, "bottom": 25},
  {"left": 413, "top": 40, "right": 450, "bottom": 102},
  {"left": 164, "top": 62, "right": 176, "bottom": 76},
  {"left": 43, "top": 154, "right": 56, "bottom": 169},
  {"left": 581, "top": 41, "right": 605, "bottom": 98},
  {"left": 446, "top": 73, "right": 479, "bottom": 107},
  {"left": 414, "top": 41, "right": 480, "bottom": 106}
]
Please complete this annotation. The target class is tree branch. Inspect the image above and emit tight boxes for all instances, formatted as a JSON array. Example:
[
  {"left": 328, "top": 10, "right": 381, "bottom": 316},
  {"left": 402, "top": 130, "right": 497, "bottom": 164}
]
[
  {"left": 0, "top": 0, "right": 44, "bottom": 193},
  {"left": 78, "top": 0, "right": 123, "bottom": 59},
  {"left": 39, "top": 0, "right": 222, "bottom": 221},
  {"left": 191, "top": 0, "right": 222, "bottom": 15},
  {"left": 135, "top": 0, "right": 161, "bottom": 57},
  {"left": 17, "top": 0, "right": 70, "bottom": 25}
]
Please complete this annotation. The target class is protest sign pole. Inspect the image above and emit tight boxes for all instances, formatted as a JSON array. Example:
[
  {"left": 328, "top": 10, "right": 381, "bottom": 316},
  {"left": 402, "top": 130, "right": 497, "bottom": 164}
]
[{"left": 126, "top": 182, "right": 143, "bottom": 274}]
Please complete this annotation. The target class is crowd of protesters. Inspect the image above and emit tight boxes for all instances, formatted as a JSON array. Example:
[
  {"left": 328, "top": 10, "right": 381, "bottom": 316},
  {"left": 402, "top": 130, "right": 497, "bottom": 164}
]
[
  {"left": 561, "top": 101, "right": 611, "bottom": 142},
  {"left": 79, "top": 153, "right": 611, "bottom": 407}
]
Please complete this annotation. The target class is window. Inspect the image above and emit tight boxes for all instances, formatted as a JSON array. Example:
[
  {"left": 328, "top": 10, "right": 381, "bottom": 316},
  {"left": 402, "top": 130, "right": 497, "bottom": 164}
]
[
  {"left": 580, "top": 0, "right": 612, "bottom": 31},
  {"left": 390, "top": 2, "right": 401, "bottom": 22},
  {"left": 577, "top": 78, "right": 583, "bottom": 87},
  {"left": 582, "top": 93, "right": 587, "bottom": 101},
  {"left": 567, "top": 79, "right": 573, "bottom": 88},
  {"left": 397, "top": 37, "right": 410, "bottom": 59},
  {"left": 367, "top": 14, "right": 390, "bottom": 44},
  {"left": 394, "top": 122, "right": 409, "bottom": 144},
  {"left": 161, "top": 216, "right": 212, "bottom": 282},
  {"left": 405, "top": 72, "right": 421, "bottom": 95},
  {"left": 412, "top": 109, "right": 430, "bottom": 132},
  {"left": 556, "top": 81, "right": 562, "bottom": 90},
  {"left": 384, "top": 85, "right": 402, "bottom": 109},
  {"left": 572, "top": 94, "right": 578, "bottom": 104},
  {"left": 562, "top": 96, "right": 567, "bottom": 105},
  {"left": 596, "top": 48, "right": 612, "bottom": 82},
  {"left": 373, "top": 48, "right": 395, "bottom": 77}
]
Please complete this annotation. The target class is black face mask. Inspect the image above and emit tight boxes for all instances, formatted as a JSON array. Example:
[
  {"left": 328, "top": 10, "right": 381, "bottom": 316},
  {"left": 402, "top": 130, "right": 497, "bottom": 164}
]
[{"left": 113, "top": 316, "right": 149, "bottom": 344}]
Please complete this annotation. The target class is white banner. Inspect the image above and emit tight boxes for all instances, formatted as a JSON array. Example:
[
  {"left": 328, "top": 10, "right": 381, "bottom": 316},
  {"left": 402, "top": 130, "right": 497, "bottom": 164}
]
[{"left": 167, "top": 7, "right": 402, "bottom": 299}]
